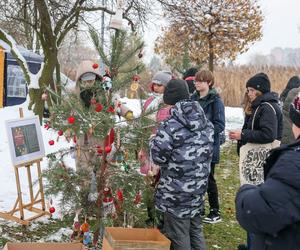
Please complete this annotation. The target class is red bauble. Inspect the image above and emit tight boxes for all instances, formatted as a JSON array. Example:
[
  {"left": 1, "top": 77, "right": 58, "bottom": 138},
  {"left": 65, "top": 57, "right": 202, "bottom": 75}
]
[
  {"left": 49, "top": 207, "right": 55, "bottom": 214},
  {"left": 73, "top": 135, "right": 77, "bottom": 144},
  {"left": 58, "top": 130, "right": 63, "bottom": 136},
  {"left": 92, "top": 63, "right": 99, "bottom": 69},
  {"left": 68, "top": 116, "right": 75, "bottom": 124},
  {"left": 90, "top": 98, "right": 97, "bottom": 105},
  {"left": 48, "top": 140, "right": 55, "bottom": 145},
  {"left": 95, "top": 103, "right": 103, "bottom": 112},
  {"left": 107, "top": 106, "right": 115, "bottom": 113},
  {"left": 116, "top": 189, "right": 124, "bottom": 202},
  {"left": 44, "top": 123, "right": 50, "bottom": 130},
  {"left": 97, "top": 148, "right": 103, "bottom": 155},
  {"left": 105, "top": 146, "right": 112, "bottom": 153}
]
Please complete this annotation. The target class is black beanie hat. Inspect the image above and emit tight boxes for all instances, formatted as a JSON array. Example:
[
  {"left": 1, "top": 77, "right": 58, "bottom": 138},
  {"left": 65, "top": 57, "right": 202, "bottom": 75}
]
[
  {"left": 163, "top": 79, "right": 190, "bottom": 105},
  {"left": 246, "top": 73, "right": 270, "bottom": 93},
  {"left": 289, "top": 94, "right": 300, "bottom": 128}
]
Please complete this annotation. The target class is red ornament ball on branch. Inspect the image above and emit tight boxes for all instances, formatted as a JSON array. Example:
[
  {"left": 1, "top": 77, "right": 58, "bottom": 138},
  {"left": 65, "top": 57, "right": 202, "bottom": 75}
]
[
  {"left": 105, "top": 146, "right": 112, "bottom": 153},
  {"left": 49, "top": 207, "right": 55, "bottom": 214},
  {"left": 107, "top": 106, "right": 115, "bottom": 113},
  {"left": 92, "top": 63, "right": 99, "bottom": 69},
  {"left": 48, "top": 140, "right": 55, "bottom": 146},
  {"left": 97, "top": 148, "right": 103, "bottom": 155},
  {"left": 58, "top": 130, "right": 63, "bottom": 136},
  {"left": 95, "top": 103, "right": 103, "bottom": 112},
  {"left": 68, "top": 116, "right": 75, "bottom": 124}
]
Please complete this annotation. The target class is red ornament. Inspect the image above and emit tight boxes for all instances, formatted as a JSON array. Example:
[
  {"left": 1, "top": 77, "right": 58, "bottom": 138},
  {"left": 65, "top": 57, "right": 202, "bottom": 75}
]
[
  {"left": 95, "top": 103, "right": 103, "bottom": 112},
  {"left": 92, "top": 63, "right": 99, "bottom": 69},
  {"left": 105, "top": 146, "right": 112, "bottom": 153},
  {"left": 116, "top": 189, "right": 124, "bottom": 202},
  {"left": 44, "top": 123, "right": 50, "bottom": 130},
  {"left": 49, "top": 207, "right": 55, "bottom": 214},
  {"left": 73, "top": 135, "right": 77, "bottom": 144},
  {"left": 103, "top": 187, "right": 111, "bottom": 196},
  {"left": 68, "top": 116, "right": 75, "bottom": 124},
  {"left": 97, "top": 148, "right": 103, "bottom": 155},
  {"left": 132, "top": 75, "right": 140, "bottom": 81},
  {"left": 58, "top": 130, "right": 63, "bottom": 136},
  {"left": 90, "top": 98, "right": 97, "bottom": 105},
  {"left": 48, "top": 140, "right": 55, "bottom": 145},
  {"left": 134, "top": 191, "right": 142, "bottom": 205},
  {"left": 103, "top": 197, "right": 113, "bottom": 203},
  {"left": 107, "top": 106, "right": 115, "bottom": 113}
]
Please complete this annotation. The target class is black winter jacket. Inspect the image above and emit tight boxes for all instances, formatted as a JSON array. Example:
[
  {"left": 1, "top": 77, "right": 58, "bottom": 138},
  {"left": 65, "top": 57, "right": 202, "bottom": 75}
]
[
  {"left": 241, "top": 92, "right": 282, "bottom": 145},
  {"left": 235, "top": 138, "right": 300, "bottom": 250}
]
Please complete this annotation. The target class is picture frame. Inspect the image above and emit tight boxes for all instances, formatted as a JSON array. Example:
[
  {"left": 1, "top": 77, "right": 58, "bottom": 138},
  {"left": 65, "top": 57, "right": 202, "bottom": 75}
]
[{"left": 5, "top": 116, "right": 45, "bottom": 166}]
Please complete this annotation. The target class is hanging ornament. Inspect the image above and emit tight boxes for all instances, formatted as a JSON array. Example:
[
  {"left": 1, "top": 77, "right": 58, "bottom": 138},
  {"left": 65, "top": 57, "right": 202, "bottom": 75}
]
[
  {"left": 48, "top": 140, "right": 55, "bottom": 146},
  {"left": 44, "top": 123, "right": 51, "bottom": 130},
  {"left": 49, "top": 207, "right": 56, "bottom": 214},
  {"left": 109, "top": 0, "right": 124, "bottom": 30},
  {"left": 102, "top": 76, "right": 112, "bottom": 91},
  {"left": 95, "top": 103, "right": 103, "bottom": 112},
  {"left": 83, "top": 231, "right": 92, "bottom": 246},
  {"left": 71, "top": 208, "right": 83, "bottom": 241},
  {"left": 41, "top": 92, "right": 48, "bottom": 101},
  {"left": 90, "top": 98, "right": 97, "bottom": 105},
  {"left": 134, "top": 190, "right": 142, "bottom": 205},
  {"left": 68, "top": 116, "right": 76, "bottom": 124},
  {"left": 138, "top": 50, "right": 143, "bottom": 59},
  {"left": 88, "top": 172, "right": 98, "bottom": 202},
  {"left": 105, "top": 146, "right": 112, "bottom": 154},
  {"left": 73, "top": 135, "right": 77, "bottom": 144},
  {"left": 129, "top": 75, "right": 140, "bottom": 99},
  {"left": 92, "top": 63, "right": 99, "bottom": 69},
  {"left": 97, "top": 147, "right": 103, "bottom": 155},
  {"left": 116, "top": 189, "right": 124, "bottom": 203},
  {"left": 107, "top": 106, "right": 115, "bottom": 113},
  {"left": 58, "top": 130, "right": 64, "bottom": 136}
]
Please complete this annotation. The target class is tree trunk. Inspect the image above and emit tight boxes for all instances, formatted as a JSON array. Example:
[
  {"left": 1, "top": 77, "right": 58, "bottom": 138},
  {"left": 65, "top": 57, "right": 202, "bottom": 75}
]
[{"left": 208, "top": 40, "right": 214, "bottom": 72}]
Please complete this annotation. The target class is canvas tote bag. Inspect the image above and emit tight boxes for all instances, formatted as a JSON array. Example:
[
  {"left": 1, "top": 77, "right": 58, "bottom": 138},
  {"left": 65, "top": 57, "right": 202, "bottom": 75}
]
[{"left": 239, "top": 102, "right": 280, "bottom": 185}]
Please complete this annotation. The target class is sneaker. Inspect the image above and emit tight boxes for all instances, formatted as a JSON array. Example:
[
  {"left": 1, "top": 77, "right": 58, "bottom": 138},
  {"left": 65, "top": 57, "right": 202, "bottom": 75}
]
[
  {"left": 203, "top": 210, "right": 222, "bottom": 224},
  {"left": 237, "top": 244, "right": 248, "bottom": 250}
]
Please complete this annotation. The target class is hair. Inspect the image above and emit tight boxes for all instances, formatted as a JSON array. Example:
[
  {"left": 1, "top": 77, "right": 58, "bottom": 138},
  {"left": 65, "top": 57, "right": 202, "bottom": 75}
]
[
  {"left": 195, "top": 70, "right": 214, "bottom": 88},
  {"left": 241, "top": 92, "right": 252, "bottom": 115}
]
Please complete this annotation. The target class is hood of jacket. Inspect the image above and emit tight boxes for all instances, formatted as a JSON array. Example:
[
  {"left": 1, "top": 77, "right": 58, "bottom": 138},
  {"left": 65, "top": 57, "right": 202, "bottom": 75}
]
[
  {"left": 171, "top": 100, "right": 210, "bottom": 132},
  {"left": 251, "top": 92, "right": 279, "bottom": 109},
  {"left": 280, "top": 76, "right": 300, "bottom": 102}
]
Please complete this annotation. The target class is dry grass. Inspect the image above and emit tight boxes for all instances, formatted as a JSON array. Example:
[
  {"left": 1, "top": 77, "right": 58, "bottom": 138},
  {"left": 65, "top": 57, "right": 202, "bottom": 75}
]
[{"left": 214, "top": 66, "right": 300, "bottom": 107}]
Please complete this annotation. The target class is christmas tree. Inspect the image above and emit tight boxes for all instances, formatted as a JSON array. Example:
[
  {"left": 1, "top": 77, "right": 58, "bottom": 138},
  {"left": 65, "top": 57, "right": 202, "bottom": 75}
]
[{"left": 43, "top": 29, "right": 155, "bottom": 247}]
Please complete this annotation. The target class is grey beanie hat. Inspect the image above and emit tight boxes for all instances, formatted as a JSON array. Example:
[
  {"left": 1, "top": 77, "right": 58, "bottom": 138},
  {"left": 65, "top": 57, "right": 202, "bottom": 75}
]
[{"left": 152, "top": 71, "right": 172, "bottom": 86}]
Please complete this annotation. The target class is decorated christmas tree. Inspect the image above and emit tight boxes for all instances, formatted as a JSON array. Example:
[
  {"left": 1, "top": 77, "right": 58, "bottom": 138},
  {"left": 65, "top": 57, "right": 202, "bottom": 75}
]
[{"left": 43, "top": 29, "right": 156, "bottom": 247}]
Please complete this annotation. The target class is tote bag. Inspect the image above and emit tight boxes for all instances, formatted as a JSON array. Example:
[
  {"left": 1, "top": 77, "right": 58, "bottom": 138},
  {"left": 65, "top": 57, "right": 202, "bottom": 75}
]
[{"left": 239, "top": 102, "right": 280, "bottom": 185}]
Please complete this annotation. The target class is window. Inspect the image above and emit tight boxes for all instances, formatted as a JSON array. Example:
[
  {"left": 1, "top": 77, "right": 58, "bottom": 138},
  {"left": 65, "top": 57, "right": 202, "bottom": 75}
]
[{"left": 7, "top": 65, "right": 27, "bottom": 98}]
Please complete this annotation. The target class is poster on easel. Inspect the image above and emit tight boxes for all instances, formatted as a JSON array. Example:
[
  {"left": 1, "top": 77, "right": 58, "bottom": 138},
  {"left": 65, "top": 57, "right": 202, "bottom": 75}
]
[{"left": 5, "top": 116, "right": 45, "bottom": 166}]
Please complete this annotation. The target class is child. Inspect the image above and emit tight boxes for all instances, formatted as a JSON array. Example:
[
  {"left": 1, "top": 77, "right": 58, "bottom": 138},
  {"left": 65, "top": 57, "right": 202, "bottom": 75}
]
[
  {"left": 150, "top": 79, "right": 214, "bottom": 250},
  {"left": 139, "top": 70, "right": 172, "bottom": 175},
  {"left": 191, "top": 69, "right": 225, "bottom": 223}
]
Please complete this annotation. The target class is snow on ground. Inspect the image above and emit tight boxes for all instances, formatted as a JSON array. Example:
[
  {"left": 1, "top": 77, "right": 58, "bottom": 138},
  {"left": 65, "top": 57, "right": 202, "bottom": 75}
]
[{"left": 0, "top": 98, "right": 244, "bottom": 222}]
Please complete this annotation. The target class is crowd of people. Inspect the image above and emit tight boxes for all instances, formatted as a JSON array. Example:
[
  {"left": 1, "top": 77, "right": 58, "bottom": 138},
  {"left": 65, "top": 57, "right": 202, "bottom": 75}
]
[
  {"left": 146, "top": 68, "right": 300, "bottom": 250},
  {"left": 74, "top": 60, "right": 300, "bottom": 250}
]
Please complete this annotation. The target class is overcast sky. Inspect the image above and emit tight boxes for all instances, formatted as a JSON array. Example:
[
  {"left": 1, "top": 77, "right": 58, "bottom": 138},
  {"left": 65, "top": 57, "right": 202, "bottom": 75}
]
[{"left": 143, "top": 0, "right": 300, "bottom": 65}]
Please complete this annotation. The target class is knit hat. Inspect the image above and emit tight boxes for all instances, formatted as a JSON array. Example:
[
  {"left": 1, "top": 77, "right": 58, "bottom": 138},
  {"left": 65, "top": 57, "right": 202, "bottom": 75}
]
[
  {"left": 246, "top": 73, "right": 270, "bottom": 93},
  {"left": 152, "top": 71, "right": 172, "bottom": 86},
  {"left": 163, "top": 79, "right": 190, "bottom": 105},
  {"left": 183, "top": 67, "right": 198, "bottom": 80},
  {"left": 289, "top": 93, "right": 300, "bottom": 128}
]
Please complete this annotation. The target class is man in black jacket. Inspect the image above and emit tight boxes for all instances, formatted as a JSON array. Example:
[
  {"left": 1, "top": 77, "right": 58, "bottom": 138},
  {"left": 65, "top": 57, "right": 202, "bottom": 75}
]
[{"left": 235, "top": 92, "right": 300, "bottom": 250}]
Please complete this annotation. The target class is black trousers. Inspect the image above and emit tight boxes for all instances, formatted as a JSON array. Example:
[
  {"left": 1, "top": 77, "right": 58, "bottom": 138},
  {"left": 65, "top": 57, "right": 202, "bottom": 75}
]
[{"left": 207, "top": 163, "right": 219, "bottom": 211}]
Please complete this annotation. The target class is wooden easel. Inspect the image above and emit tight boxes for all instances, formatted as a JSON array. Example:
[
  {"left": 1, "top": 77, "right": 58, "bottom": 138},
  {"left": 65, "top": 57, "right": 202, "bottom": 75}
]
[{"left": 0, "top": 108, "right": 50, "bottom": 225}]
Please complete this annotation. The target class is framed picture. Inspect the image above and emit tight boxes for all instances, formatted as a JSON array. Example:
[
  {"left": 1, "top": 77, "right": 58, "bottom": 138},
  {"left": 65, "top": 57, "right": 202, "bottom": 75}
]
[{"left": 5, "top": 116, "right": 45, "bottom": 166}]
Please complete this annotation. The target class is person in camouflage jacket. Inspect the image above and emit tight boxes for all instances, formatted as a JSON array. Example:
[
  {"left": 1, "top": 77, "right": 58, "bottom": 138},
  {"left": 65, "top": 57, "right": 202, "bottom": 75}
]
[{"left": 150, "top": 79, "right": 214, "bottom": 250}]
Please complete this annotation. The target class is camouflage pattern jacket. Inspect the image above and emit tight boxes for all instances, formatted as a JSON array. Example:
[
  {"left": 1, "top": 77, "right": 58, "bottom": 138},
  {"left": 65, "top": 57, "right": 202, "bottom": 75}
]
[{"left": 150, "top": 100, "right": 214, "bottom": 218}]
